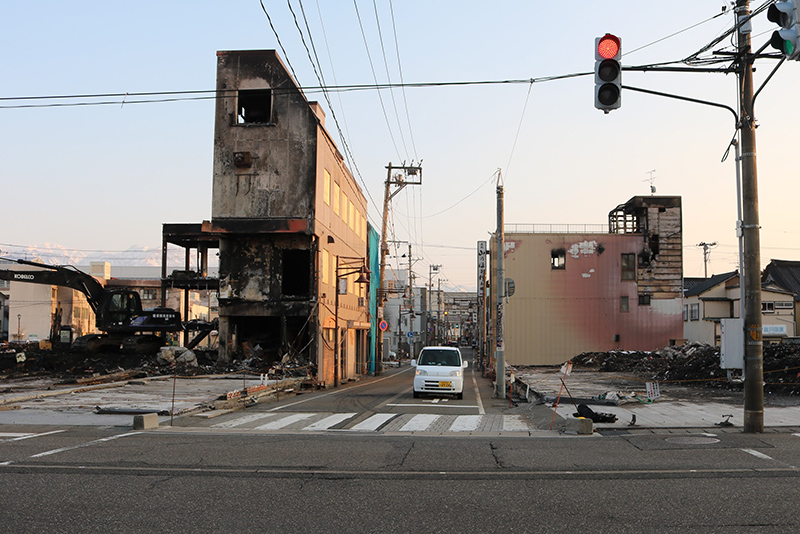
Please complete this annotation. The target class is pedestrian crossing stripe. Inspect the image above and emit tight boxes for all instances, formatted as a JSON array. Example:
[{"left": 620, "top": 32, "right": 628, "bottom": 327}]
[{"left": 209, "top": 411, "right": 536, "bottom": 434}]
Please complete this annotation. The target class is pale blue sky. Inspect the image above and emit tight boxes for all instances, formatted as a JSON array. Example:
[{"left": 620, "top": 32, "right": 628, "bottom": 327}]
[{"left": 3, "top": 1, "right": 799, "bottom": 289}]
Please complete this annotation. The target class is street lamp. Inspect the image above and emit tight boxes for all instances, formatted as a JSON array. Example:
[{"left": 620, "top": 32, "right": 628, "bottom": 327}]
[{"left": 334, "top": 257, "right": 370, "bottom": 388}]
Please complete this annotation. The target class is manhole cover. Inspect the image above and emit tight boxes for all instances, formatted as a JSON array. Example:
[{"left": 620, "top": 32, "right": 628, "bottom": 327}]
[{"left": 664, "top": 436, "right": 720, "bottom": 445}]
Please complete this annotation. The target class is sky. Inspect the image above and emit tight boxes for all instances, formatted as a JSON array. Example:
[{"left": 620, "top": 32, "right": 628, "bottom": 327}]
[{"left": 3, "top": 1, "right": 800, "bottom": 291}]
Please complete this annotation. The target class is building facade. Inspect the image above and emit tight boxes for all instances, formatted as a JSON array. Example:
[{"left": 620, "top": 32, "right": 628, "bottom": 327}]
[
  {"left": 201, "top": 50, "right": 371, "bottom": 386},
  {"left": 497, "top": 196, "right": 684, "bottom": 366}
]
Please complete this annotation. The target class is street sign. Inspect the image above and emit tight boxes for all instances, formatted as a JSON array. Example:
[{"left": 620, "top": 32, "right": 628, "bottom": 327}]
[
  {"left": 407, "top": 331, "right": 414, "bottom": 338},
  {"left": 379, "top": 320, "right": 388, "bottom": 331}
]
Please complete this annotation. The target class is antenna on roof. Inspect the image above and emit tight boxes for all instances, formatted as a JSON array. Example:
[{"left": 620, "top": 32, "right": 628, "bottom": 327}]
[{"left": 644, "top": 170, "right": 656, "bottom": 195}]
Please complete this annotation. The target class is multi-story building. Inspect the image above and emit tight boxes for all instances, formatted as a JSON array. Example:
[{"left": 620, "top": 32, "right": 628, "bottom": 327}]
[
  {"left": 168, "top": 50, "right": 374, "bottom": 386},
  {"left": 495, "top": 195, "right": 684, "bottom": 365}
]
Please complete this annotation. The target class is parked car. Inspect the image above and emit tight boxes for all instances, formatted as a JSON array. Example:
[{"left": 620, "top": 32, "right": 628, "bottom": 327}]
[{"left": 411, "top": 346, "right": 468, "bottom": 399}]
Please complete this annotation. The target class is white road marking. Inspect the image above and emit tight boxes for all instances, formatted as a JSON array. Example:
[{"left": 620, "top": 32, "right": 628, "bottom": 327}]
[
  {"left": 303, "top": 413, "right": 357, "bottom": 431},
  {"left": 2, "top": 430, "right": 66, "bottom": 442},
  {"left": 254, "top": 413, "right": 314, "bottom": 430},
  {"left": 400, "top": 414, "right": 440, "bottom": 432},
  {"left": 472, "top": 375, "right": 485, "bottom": 415},
  {"left": 742, "top": 448, "right": 774, "bottom": 461},
  {"left": 30, "top": 432, "right": 141, "bottom": 458},
  {"left": 386, "top": 404, "right": 481, "bottom": 409},
  {"left": 350, "top": 413, "right": 397, "bottom": 431},
  {"left": 449, "top": 415, "right": 481, "bottom": 432},
  {"left": 212, "top": 412, "right": 277, "bottom": 428},
  {"left": 503, "top": 415, "right": 529, "bottom": 431}
]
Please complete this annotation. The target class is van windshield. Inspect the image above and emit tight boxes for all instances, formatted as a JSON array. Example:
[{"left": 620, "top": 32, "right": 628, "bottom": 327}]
[{"left": 418, "top": 350, "right": 460, "bottom": 367}]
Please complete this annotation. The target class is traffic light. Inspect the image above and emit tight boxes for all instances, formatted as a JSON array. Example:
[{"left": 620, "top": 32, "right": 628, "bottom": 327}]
[
  {"left": 595, "top": 33, "right": 622, "bottom": 113},
  {"left": 768, "top": 1, "right": 800, "bottom": 59}
]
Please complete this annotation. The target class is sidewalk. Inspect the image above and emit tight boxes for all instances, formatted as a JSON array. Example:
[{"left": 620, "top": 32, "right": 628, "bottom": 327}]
[{"left": 515, "top": 367, "right": 800, "bottom": 432}]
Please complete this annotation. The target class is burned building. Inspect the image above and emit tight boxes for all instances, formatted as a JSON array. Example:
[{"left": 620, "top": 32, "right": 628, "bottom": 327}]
[
  {"left": 165, "top": 51, "right": 373, "bottom": 386},
  {"left": 496, "top": 195, "right": 684, "bottom": 365}
]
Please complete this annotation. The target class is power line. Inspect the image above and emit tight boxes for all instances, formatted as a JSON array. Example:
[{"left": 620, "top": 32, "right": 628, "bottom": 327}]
[
  {"left": 352, "top": 0, "right": 402, "bottom": 161},
  {"left": 389, "top": 0, "right": 417, "bottom": 159}
]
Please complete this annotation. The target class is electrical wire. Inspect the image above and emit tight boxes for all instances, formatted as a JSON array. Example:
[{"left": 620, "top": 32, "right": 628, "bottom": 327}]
[
  {"left": 352, "top": 0, "right": 402, "bottom": 161},
  {"left": 372, "top": 0, "right": 410, "bottom": 161},
  {"left": 389, "top": 0, "right": 417, "bottom": 159}
]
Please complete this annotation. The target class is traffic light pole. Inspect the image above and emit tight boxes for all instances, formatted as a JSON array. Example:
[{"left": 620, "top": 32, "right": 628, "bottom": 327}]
[{"left": 736, "top": 0, "right": 764, "bottom": 433}]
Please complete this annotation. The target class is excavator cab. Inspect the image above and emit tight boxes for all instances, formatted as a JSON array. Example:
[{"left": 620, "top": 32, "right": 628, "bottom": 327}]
[{"left": 104, "top": 291, "right": 141, "bottom": 328}]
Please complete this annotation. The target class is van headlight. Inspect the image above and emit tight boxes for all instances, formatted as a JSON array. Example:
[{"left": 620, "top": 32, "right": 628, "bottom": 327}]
[
  {"left": 449, "top": 370, "right": 462, "bottom": 377},
  {"left": 416, "top": 369, "right": 427, "bottom": 376}
]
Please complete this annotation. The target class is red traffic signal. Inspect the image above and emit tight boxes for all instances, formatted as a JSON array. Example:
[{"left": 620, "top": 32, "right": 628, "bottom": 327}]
[
  {"left": 594, "top": 33, "right": 622, "bottom": 113},
  {"left": 596, "top": 34, "right": 621, "bottom": 60}
]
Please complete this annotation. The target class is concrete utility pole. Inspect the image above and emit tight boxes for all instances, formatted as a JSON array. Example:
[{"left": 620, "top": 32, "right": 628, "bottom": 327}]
[
  {"left": 736, "top": 0, "right": 763, "bottom": 433},
  {"left": 378, "top": 163, "right": 421, "bottom": 375},
  {"left": 697, "top": 241, "right": 718, "bottom": 278},
  {"left": 495, "top": 171, "right": 506, "bottom": 399},
  {"left": 427, "top": 264, "right": 441, "bottom": 345}
]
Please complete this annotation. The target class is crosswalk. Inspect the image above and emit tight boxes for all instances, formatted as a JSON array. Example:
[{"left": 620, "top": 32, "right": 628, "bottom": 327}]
[{"left": 204, "top": 411, "right": 541, "bottom": 435}]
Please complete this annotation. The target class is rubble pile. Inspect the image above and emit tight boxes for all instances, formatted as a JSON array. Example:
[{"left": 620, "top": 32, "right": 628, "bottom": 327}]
[
  {"left": 572, "top": 342, "right": 800, "bottom": 396},
  {"left": 0, "top": 341, "right": 314, "bottom": 385}
]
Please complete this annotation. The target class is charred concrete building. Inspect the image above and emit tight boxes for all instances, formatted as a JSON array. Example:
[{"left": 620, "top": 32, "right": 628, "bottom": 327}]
[
  {"left": 167, "top": 50, "right": 373, "bottom": 386},
  {"left": 496, "top": 195, "right": 684, "bottom": 365}
]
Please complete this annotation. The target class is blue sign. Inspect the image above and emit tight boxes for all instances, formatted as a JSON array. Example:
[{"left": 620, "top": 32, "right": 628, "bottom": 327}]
[{"left": 407, "top": 331, "right": 414, "bottom": 338}]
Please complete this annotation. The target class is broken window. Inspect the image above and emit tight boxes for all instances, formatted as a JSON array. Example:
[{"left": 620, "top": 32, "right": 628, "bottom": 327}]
[
  {"left": 282, "top": 249, "right": 311, "bottom": 297},
  {"left": 638, "top": 294, "right": 651, "bottom": 306},
  {"left": 551, "top": 249, "right": 566, "bottom": 270},
  {"left": 621, "top": 253, "right": 636, "bottom": 280},
  {"left": 237, "top": 89, "right": 272, "bottom": 124},
  {"left": 620, "top": 296, "right": 629, "bottom": 313},
  {"left": 649, "top": 234, "right": 660, "bottom": 257}
]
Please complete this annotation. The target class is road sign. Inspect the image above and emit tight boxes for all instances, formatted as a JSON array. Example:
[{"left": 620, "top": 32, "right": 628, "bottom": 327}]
[
  {"left": 379, "top": 320, "right": 388, "bottom": 331},
  {"left": 407, "top": 331, "right": 414, "bottom": 338}
]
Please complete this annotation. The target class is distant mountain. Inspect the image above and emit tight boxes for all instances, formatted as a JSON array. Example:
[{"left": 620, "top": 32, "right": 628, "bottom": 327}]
[{"left": 1, "top": 243, "right": 218, "bottom": 268}]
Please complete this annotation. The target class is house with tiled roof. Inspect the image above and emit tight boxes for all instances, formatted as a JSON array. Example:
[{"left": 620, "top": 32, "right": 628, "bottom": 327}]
[{"left": 683, "top": 271, "right": 796, "bottom": 345}]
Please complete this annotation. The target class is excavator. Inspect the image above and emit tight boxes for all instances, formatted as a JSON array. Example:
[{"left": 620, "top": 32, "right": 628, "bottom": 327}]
[{"left": 1, "top": 258, "right": 182, "bottom": 353}]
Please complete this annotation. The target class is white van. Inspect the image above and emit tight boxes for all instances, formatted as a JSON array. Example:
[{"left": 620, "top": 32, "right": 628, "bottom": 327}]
[{"left": 411, "top": 346, "right": 468, "bottom": 399}]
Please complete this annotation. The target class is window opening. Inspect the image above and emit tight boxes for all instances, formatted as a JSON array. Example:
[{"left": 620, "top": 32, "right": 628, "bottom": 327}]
[
  {"left": 620, "top": 296, "right": 629, "bottom": 312},
  {"left": 638, "top": 294, "right": 651, "bottom": 306},
  {"left": 690, "top": 303, "right": 700, "bottom": 321},
  {"left": 282, "top": 249, "right": 311, "bottom": 297},
  {"left": 237, "top": 89, "right": 272, "bottom": 124},
  {"left": 621, "top": 253, "right": 636, "bottom": 280},
  {"left": 551, "top": 249, "right": 566, "bottom": 270}
]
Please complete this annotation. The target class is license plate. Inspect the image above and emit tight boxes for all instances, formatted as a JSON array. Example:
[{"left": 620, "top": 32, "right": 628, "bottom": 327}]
[{"left": 438, "top": 381, "right": 452, "bottom": 388}]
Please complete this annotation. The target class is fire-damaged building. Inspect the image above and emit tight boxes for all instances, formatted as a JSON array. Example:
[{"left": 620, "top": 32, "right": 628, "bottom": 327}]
[
  {"left": 496, "top": 195, "right": 684, "bottom": 365},
  {"left": 164, "top": 50, "right": 375, "bottom": 386}
]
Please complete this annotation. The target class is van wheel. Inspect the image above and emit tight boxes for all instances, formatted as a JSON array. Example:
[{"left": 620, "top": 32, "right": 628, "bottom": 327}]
[
  {"left": 456, "top": 392, "right": 463, "bottom": 400},
  {"left": 413, "top": 390, "right": 420, "bottom": 398}
]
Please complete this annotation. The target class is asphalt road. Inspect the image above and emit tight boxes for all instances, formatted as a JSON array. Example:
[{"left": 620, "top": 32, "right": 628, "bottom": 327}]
[{"left": 2, "top": 349, "right": 800, "bottom": 532}]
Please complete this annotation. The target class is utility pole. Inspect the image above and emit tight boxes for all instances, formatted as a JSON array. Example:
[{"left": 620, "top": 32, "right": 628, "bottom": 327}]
[
  {"left": 407, "top": 243, "right": 414, "bottom": 358},
  {"left": 427, "top": 264, "right": 441, "bottom": 346},
  {"left": 495, "top": 170, "right": 506, "bottom": 399},
  {"left": 736, "top": 0, "right": 763, "bottom": 433},
  {"left": 377, "top": 163, "right": 421, "bottom": 375},
  {"left": 696, "top": 241, "right": 718, "bottom": 278}
]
